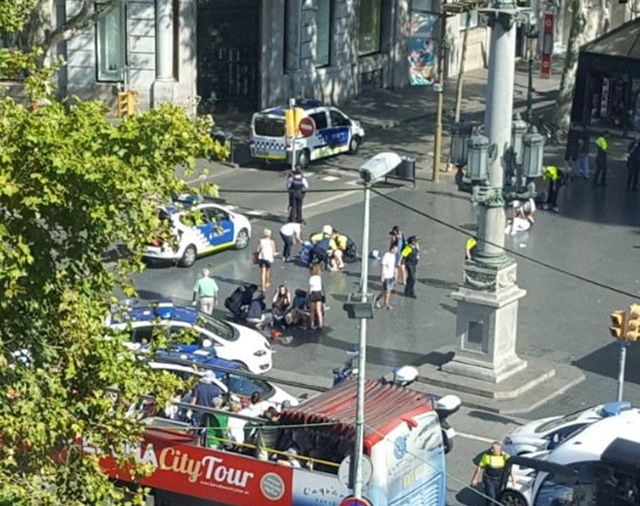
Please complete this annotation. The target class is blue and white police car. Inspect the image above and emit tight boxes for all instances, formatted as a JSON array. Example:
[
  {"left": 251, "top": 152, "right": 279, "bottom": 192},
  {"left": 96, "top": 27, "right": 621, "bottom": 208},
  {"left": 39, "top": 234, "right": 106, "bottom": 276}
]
[
  {"left": 144, "top": 195, "right": 251, "bottom": 268},
  {"left": 108, "top": 301, "right": 272, "bottom": 374},
  {"left": 147, "top": 352, "right": 299, "bottom": 408},
  {"left": 249, "top": 99, "right": 365, "bottom": 169}
]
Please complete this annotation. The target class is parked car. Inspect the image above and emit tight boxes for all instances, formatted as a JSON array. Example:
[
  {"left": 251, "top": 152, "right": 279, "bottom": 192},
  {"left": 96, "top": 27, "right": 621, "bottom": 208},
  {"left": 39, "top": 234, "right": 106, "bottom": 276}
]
[
  {"left": 249, "top": 99, "right": 365, "bottom": 169},
  {"left": 503, "top": 401, "right": 635, "bottom": 456},
  {"left": 144, "top": 194, "right": 251, "bottom": 267},
  {"left": 147, "top": 356, "right": 299, "bottom": 409},
  {"left": 108, "top": 300, "right": 272, "bottom": 374}
]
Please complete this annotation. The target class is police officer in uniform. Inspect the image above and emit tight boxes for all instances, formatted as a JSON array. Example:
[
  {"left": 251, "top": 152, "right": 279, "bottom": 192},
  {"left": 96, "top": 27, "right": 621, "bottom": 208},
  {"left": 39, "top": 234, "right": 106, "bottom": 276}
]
[
  {"left": 594, "top": 131, "right": 609, "bottom": 186},
  {"left": 401, "top": 236, "right": 420, "bottom": 299},
  {"left": 287, "top": 166, "right": 308, "bottom": 222},
  {"left": 542, "top": 165, "right": 564, "bottom": 212},
  {"left": 471, "top": 441, "right": 516, "bottom": 505}
]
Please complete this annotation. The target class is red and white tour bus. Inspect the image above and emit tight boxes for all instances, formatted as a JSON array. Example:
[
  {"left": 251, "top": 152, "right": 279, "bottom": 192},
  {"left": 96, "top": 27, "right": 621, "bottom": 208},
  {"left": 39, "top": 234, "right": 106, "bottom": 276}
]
[{"left": 100, "top": 379, "right": 454, "bottom": 506}]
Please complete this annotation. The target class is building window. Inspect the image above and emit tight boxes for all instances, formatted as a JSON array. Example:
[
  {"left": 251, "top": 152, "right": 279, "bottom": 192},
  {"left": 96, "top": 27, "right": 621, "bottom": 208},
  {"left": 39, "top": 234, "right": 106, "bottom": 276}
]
[
  {"left": 96, "top": 2, "right": 125, "bottom": 82},
  {"left": 412, "top": 0, "right": 433, "bottom": 10},
  {"left": 359, "top": 0, "right": 382, "bottom": 55},
  {"left": 458, "top": 10, "right": 479, "bottom": 31},
  {"left": 316, "top": 0, "right": 332, "bottom": 67}
]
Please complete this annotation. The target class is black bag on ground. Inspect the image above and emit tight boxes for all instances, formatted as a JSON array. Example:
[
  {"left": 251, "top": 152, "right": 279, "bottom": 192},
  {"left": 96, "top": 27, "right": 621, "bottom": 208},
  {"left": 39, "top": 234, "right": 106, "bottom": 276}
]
[{"left": 344, "top": 237, "right": 358, "bottom": 263}]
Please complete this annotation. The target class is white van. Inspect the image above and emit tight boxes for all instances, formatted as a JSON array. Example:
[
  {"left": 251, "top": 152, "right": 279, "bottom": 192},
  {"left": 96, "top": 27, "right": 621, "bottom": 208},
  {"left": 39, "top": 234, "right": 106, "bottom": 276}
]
[{"left": 249, "top": 99, "right": 365, "bottom": 169}]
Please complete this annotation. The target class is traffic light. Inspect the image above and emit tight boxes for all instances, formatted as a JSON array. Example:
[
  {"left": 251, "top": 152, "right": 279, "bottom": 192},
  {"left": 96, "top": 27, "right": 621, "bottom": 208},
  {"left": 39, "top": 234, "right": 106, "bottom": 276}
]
[
  {"left": 117, "top": 90, "right": 138, "bottom": 118},
  {"left": 627, "top": 304, "right": 640, "bottom": 341},
  {"left": 610, "top": 310, "right": 627, "bottom": 339},
  {"left": 285, "top": 107, "right": 304, "bottom": 138},
  {"left": 117, "top": 91, "right": 129, "bottom": 118}
]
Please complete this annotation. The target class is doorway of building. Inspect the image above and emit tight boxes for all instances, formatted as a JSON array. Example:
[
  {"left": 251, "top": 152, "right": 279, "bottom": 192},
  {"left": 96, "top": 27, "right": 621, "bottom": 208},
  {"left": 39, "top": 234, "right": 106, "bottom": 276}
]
[{"left": 196, "top": 0, "right": 260, "bottom": 114}]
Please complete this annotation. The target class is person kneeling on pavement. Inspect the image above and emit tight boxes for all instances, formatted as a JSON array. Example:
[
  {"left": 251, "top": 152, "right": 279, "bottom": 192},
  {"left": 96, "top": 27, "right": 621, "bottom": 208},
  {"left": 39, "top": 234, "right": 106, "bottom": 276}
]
[{"left": 542, "top": 165, "right": 565, "bottom": 213}]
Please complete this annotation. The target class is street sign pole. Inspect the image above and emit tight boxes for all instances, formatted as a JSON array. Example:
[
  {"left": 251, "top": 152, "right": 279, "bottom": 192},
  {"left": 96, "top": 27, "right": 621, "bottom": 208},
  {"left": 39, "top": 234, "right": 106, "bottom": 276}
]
[
  {"left": 289, "top": 98, "right": 297, "bottom": 172},
  {"left": 617, "top": 340, "right": 627, "bottom": 402}
]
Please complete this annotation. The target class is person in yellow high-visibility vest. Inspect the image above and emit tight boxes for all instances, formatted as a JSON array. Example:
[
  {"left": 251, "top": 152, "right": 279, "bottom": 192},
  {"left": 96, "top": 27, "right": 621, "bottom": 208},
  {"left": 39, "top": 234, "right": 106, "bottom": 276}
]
[
  {"left": 472, "top": 442, "right": 516, "bottom": 505},
  {"left": 542, "top": 165, "right": 565, "bottom": 212},
  {"left": 594, "top": 131, "right": 609, "bottom": 186}
]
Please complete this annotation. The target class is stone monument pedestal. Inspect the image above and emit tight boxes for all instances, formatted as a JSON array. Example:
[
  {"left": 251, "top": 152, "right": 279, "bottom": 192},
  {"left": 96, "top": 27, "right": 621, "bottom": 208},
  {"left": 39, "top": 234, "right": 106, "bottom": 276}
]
[
  {"left": 423, "top": 259, "right": 585, "bottom": 413},
  {"left": 442, "top": 260, "right": 527, "bottom": 383}
]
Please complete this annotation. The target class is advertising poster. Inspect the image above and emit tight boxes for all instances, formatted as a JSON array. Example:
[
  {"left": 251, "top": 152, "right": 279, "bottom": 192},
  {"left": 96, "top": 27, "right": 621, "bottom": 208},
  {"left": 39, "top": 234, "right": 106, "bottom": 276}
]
[{"left": 409, "top": 11, "right": 439, "bottom": 86}]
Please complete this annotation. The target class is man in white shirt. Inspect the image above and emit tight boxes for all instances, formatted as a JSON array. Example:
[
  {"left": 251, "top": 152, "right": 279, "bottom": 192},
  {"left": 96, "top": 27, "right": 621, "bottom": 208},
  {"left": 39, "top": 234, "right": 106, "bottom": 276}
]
[
  {"left": 279, "top": 220, "right": 304, "bottom": 262},
  {"left": 375, "top": 244, "right": 397, "bottom": 310}
]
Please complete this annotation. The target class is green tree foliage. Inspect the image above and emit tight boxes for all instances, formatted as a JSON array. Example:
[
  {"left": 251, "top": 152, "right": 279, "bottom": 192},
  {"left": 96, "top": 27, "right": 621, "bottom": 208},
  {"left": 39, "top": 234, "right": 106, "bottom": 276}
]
[{"left": 0, "top": 2, "right": 227, "bottom": 504}]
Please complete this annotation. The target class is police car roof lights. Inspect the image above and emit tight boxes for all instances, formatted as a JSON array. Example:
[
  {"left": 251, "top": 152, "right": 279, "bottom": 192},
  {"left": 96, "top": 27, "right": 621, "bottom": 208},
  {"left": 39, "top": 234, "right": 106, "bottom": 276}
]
[
  {"left": 602, "top": 401, "right": 632, "bottom": 418},
  {"left": 154, "top": 302, "right": 175, "bottom": 320}
]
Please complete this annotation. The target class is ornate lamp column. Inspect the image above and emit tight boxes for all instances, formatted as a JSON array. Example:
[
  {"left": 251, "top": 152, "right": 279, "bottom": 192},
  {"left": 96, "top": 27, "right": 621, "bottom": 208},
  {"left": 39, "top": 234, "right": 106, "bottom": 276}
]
[{"left": 442, "top": 0, "right": 531, "bottom": 383}]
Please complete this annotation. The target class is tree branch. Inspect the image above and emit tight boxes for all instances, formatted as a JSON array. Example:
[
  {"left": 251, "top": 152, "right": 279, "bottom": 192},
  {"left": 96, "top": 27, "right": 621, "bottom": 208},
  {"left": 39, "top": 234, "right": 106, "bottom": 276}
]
[{"left": 43, "top": 0, "right": 120, "bottom": 54}]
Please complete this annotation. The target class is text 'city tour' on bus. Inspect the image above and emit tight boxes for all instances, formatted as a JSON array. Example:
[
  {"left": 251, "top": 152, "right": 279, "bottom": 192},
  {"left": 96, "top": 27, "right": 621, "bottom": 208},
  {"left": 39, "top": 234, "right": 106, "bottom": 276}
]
[{"left": 97, "top": 378, "right": 460, "bottom": 506}]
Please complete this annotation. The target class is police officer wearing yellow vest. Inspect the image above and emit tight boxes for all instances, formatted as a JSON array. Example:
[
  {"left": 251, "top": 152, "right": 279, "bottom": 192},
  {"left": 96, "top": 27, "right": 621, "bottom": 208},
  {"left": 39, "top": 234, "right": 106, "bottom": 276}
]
[
  {"left": 594, "top": 131, "right": 609, "bottom": 186},
  {"left": 542, "top": 165, "right": 564, "bottom": 212},
  {"left": 401, "top": 236, "right": 420, "bottom": 299},
  {"left": 472, "top": 441, "right": 516, "bottom": 505}
]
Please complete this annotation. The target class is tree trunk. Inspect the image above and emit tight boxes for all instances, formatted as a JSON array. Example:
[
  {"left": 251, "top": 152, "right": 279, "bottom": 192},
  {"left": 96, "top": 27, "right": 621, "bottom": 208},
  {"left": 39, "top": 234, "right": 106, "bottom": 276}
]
[{"left": 555, "top": 0, "right": 602, "bottom": 130}]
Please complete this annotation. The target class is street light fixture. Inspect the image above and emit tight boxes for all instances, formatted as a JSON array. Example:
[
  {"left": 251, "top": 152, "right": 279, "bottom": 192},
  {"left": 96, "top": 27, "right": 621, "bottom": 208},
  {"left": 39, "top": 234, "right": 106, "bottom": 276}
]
[
  {"left": 522, "top": 127, "right": 545, "bottom": 178},
  {"left": 511, "top": 115, "right": 528, "bottom": 166},
  {"left": 466, "top": 134, "right": 490, "bottom": 181},
  {"left": 451, "top": 121, "right": 473, "bottom": 167},
  {"left": 348, "top": 152, "right": 402, "bottom": 501}
]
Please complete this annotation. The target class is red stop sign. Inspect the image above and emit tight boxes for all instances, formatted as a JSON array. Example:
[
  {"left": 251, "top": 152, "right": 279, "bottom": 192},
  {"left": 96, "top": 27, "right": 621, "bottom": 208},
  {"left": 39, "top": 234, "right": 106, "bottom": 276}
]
[{"left": 299, "top": 117, "right": 316, "bottom": 138}]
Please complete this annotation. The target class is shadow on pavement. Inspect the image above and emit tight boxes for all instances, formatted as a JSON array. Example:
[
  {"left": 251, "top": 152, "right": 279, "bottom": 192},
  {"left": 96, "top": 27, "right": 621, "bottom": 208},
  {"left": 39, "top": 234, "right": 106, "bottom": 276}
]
[
  {"left": 466, "top": 410, "right": 522, "bottom": 425},
  {"left": 573, "top": 341, "right": 640, "bottom": 384},
  {"left": 419, "top": 277, "right": 461, "bottom": 291},
  {"left": 455, "top": 487, "right": 485, "bottom": 506}
]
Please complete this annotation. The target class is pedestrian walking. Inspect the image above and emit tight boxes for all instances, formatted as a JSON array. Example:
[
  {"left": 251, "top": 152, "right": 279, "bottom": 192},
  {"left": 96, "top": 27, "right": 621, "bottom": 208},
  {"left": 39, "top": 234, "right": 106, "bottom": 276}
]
[
  {"left": 401, "top": 236, "right": 420, "bottom": 299},
  {"left": 256, "top": 228, "right": 277, "bottom": 292},
  {"left": 471, "top": 441, "right": 516, "bottom": 506},
  {"left": 542, "top": 165, "right": 565, "bottom": 212},
  {"left": 308, "top": 263, "right": 324, "bottom": 330},
  {"left": 279, "top": 220, "right": 304, "bottom": 262},
  {"left": 389, "top": 225, "right": 406, "bottom": 285},
  {"left": 564, "top": 129, "right": 580, "bottom": 178},
  {"left": 578, "top": 132, "right": 590, "bottom": 179},
  {"left": 192, "top": 268, "right": 219, "bottom": 315},
  {"left": 287, "top": 166, "right": 308, "bottom": 222},
  {"left": 594, "top": 131, "right": 609, "bottom": 186},
  {"left": 627, "top": 136, "right": 640, "bottom": 191},
  {"left": 375, "top": 244, "right": 397, "bottom": 310}
]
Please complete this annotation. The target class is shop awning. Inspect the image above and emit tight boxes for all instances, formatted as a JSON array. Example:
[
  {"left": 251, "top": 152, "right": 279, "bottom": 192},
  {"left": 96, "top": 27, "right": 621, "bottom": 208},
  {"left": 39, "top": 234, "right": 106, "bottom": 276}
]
[{"left": 582, "top": 18, "right": 640, "bottom": 59}]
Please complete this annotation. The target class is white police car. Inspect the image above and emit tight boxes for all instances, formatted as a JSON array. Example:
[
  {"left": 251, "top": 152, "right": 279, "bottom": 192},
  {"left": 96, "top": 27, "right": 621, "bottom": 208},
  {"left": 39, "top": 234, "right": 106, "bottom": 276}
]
[
  {"left": 147, "top": 356, "right": 299, "bottom": 409},
  {"left": 249, "top": 99, "right": 365, "bottom": 169},
  {"left": 503, "top": 401, "right": 636, "bottom": 456},
  {"left": 108, "top": 301, "right": 272, "bottom": 374},
  {"left": 144, "top": 195, "right": 251, "bottom": 268}
]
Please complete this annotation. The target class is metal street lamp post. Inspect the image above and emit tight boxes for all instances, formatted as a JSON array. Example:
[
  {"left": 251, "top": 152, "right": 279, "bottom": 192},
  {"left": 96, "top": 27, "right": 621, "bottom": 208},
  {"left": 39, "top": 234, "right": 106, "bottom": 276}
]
[
  {"left": 344, "top": 153, "right": 402, "bottom": 501},
  {"left": 525, "top": 26, "right": 539, "bottom": 124}
]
